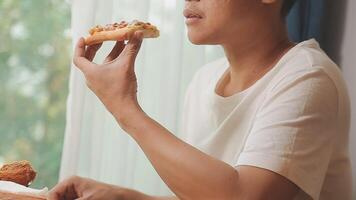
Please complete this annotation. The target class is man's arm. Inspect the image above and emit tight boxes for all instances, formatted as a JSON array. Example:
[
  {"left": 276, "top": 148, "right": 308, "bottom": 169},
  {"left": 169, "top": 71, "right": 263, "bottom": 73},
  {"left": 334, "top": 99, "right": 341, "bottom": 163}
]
[
  {"left": 116, "top": 109, "right": 299, "bottom": 200},
  {"left": 147, "top": 196, "right": 178, "bottom": 200},
  {"left": 123, "top": 188, "right": 179, "bottom": 200}
]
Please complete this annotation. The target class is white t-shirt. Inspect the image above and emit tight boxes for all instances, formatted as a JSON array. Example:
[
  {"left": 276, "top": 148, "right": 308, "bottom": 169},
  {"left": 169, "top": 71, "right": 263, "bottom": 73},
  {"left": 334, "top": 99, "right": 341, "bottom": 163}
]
[{"left": 181, "top": 39, "right": 352, "bottom": 200}]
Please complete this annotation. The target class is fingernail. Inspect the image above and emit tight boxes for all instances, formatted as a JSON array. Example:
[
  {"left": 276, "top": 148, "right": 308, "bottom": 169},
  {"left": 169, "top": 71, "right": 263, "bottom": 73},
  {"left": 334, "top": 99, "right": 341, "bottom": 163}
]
[{"left": 78, "top": 38, "right": 85, "bottom": 45}]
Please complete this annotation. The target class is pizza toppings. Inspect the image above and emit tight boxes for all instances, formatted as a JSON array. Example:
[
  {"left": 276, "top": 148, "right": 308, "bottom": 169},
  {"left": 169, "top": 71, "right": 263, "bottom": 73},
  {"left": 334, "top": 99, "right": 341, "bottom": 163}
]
[
  {"left": 107, "top": 21, "right": 128, "bottom": 30},
  {"left": 89, "top": 25, "right": 104, "bottom": 35},
  {"left": 85, "top": 20, "right": 159, "bottom": 45},
  {"left": 89, "top": 20, "right": 153, "bottom": 35},
  {"left": 128, "top": 20, "right": 153, "bottom": 29},
  {"left": 128, "top": 20, "right": 145, "bottom": 27},
  {"left": 89, "top": 21, "right": 127, "bottom": 35}
]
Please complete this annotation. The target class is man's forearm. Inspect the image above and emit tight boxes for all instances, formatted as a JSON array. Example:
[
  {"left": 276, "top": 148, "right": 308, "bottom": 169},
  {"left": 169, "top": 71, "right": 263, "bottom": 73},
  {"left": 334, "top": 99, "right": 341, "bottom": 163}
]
[
  {"left": 145, "top": 195, "right": 179, "bottom": 200},
  {"left": 149, "top": 196, "right": 179, "bottom": 200},
  {"left": 115, "top": 109, "right": 240, "bottom": 200},
  {"left": 122, "top": 188, "right": 178, "bottom": 200}
]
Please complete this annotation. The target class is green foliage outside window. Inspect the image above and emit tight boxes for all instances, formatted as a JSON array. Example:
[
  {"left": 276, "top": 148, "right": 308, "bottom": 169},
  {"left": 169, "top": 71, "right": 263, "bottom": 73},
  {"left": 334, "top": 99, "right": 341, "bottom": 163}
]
[{"left": 0, "top": 0, "right": 71, "bottom": 188}]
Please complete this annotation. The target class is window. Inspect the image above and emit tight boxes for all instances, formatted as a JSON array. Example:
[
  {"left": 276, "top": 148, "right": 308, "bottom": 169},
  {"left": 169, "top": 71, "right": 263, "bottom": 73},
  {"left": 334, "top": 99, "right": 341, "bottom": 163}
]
[{"left": 0, "top": 0, "right": 71, "bottom": 188}]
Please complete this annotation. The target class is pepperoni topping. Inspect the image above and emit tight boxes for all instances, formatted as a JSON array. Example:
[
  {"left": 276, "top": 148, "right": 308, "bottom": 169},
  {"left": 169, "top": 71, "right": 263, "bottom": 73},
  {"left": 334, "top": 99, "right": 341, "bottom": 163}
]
[
  {"left": 89, "top": 20, "right": 152, "bottom": 35},
  {"left": 89, "top": 25, "right": 104, "bottom": 35}
]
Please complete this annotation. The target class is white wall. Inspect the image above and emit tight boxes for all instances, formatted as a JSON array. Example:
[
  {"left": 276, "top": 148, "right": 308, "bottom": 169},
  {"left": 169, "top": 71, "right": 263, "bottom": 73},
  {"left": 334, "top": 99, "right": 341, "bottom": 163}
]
[
  {"left": 323, "top": 0, "right": 355, "bottom": 198},
  {"left": 340, "top": 0, "right": 356, "bottom": 198}
]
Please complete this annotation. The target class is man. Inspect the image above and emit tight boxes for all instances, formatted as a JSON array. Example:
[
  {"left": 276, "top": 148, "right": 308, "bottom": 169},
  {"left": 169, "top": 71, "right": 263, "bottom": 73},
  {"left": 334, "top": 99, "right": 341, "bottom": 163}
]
[{"left": 49, "top": 0, "right": 352, "bottom": 199}]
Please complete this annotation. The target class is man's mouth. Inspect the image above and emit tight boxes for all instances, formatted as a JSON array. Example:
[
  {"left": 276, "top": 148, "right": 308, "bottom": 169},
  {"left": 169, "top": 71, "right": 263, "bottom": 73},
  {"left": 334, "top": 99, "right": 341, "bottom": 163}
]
[{"left": 183, "top": 9, "right": 203, "bottom": 25}]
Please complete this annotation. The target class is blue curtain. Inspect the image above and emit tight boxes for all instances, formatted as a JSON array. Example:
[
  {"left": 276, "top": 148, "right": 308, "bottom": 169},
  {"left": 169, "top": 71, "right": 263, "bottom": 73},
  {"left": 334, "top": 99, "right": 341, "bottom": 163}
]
[{"left": 287, "top": 0, "right": 325, "bottom": 43}]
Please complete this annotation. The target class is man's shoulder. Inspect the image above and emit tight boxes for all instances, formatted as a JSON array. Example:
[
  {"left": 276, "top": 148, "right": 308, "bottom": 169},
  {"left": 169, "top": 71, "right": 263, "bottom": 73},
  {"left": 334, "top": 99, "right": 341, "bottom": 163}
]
[
  {"left": 280, "top": 39, "right": 340, "bottom": 75},
  {"left": 275, "top": 39, "right": 347, "bottom": 92},
  {"left": 271, "top": 40, "right": 350, "bottom": 116}
]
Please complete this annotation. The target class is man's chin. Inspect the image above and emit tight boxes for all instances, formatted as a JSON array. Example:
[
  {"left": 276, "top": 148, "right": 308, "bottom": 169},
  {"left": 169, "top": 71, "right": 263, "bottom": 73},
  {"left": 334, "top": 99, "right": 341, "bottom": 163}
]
[
  {"left": 188, "top": 34, "right": 216, "bottom": 45},
  {"left": 189, "top": 39, "right": 206, "bottom": 45},
  {"left": 188, "top": 32, "right": 219, "bottom": 45}
]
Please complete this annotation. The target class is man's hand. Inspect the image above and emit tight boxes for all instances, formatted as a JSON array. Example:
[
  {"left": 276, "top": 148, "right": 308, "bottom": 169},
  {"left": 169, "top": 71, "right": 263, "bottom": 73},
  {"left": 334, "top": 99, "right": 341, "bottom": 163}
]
[
  {"left": 73, "top": 32, "right": 144, "bottom": 120},
  {"left": 48, "top": 176, "right": 178, "bottom": 200},
  {"left": 48, "top": 176, "right": 125, "bottom": 200}
]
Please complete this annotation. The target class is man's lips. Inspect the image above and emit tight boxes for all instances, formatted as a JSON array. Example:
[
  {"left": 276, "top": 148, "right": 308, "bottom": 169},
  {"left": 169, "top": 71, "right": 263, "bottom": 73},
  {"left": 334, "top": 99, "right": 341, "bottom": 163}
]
[
  {"left": 184, "top": 8, "right": 203, "bottom": 25},
  {"left": 183, "top": 8, "right": 203, "bottom": 19}
]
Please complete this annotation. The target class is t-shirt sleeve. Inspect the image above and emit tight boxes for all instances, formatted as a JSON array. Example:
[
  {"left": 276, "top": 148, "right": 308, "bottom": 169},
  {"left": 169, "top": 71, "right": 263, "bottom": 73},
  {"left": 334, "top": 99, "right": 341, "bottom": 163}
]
[{"left": 236, "top": 68, "right": 339, "bottom": 200}]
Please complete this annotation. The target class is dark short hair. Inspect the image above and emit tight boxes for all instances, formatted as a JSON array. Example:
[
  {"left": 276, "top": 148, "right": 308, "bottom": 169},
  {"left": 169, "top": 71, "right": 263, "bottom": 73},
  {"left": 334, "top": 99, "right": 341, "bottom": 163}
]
[{"left": 281, "top": 0, "right": 297, "bottom": 17}]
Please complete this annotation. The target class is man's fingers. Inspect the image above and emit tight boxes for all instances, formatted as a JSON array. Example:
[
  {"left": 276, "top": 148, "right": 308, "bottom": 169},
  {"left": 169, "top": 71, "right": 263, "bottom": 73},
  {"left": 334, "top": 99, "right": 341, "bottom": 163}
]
[
  {"left": 104, "top": 41, "right": 125, "bottom": 63},
  {"left": 48, "top": 182, "right": 72, "bottom": 200},
  {"left": 74, "top": 38, "right": 87, "bottom": 58},
  {"left": 85, "top": 42, "right": 103, "bottom": 61},
  {"left": 47, "top": 189, "right": 60, "bottom": 200},
  {"left": 118, "top": 31, "right": 144, "bottom": 64},
  {"left": 48, "top": 176, "right": 81, "bottom": 200},
  {"left": 48, "top": 187, "right": 78, "bottom": 200},
  {"left": 73, "top": 38, "right": 96, "bottom": 73},
  {"left": 47, "top": 192, "right": 60, "bottom": 200}
]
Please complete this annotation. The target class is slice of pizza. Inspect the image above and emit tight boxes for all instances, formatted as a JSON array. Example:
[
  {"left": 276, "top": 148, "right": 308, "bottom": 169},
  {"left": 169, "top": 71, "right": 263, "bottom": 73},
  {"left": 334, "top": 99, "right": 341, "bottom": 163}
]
[{"left": 85, "top": 20, "right": 160, "bottom": 45}]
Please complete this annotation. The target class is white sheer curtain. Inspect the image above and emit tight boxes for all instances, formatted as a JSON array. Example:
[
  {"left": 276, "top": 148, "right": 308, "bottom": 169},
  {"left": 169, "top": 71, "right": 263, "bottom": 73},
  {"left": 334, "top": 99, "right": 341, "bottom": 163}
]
[{"left": 61, "top": 0, "right": 224, "bottom": 196}]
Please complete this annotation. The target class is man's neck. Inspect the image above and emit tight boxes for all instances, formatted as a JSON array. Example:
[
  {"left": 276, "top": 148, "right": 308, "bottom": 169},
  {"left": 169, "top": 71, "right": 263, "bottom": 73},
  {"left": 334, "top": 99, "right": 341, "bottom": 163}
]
[{"left": 218, "top": 23, "right": 294, "bottom": 97}]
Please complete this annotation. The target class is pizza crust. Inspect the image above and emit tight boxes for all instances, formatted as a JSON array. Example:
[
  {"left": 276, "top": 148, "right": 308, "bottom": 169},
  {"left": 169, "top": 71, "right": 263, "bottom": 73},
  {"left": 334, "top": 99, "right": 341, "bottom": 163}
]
[{"left": 84, "top": 20, "right": 160, "bottom": 45}]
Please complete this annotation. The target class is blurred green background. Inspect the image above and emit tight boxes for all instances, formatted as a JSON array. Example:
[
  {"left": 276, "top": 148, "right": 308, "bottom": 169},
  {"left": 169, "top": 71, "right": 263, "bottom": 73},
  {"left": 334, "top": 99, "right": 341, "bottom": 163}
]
[{"left": 0, "top": 0, "right": 71, "bottom": 188}]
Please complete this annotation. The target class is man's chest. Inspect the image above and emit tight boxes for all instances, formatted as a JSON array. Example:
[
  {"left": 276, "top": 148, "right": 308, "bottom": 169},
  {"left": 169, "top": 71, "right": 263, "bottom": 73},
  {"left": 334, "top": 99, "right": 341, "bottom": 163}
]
[{"left": 182, "top": 90, "right": 266, "bottom": 165}]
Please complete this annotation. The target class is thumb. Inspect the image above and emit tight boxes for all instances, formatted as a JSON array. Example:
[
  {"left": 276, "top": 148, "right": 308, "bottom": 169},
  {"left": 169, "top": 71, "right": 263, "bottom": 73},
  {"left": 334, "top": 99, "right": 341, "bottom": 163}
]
[{"left": 119, "top": 31, "right": 143, "bottom": 64}]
